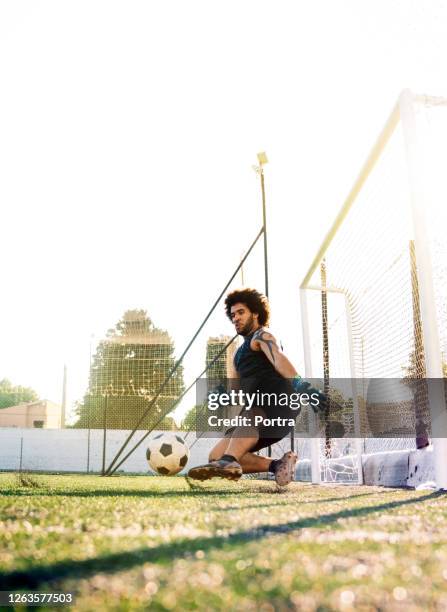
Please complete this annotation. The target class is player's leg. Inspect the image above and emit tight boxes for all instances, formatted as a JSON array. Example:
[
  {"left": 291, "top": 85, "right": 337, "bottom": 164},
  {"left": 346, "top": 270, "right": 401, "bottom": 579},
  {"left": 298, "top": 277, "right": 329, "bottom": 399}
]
[
  {"left": 203, "top": 433, "right": 270, "bottom": 475},
  {"left": 188, "top": 407, "right": 264, "bottom": 480},
  {"left": 206, "top": 424, "right": 261, "bottom": 462},
  {"left": 187, "top": 416, "right": 262, "bottom": 481},
  {"left": 187, "top": 432, "right": 258, "bottom": 481},
  {"left": 238, "top": 451, "right": 272, "bottom": 473},
  {"left": 245, "top": 434, "right": 298, "bottom": 486},
  {"left": 273, "top": 450, "right": 298, "bottom": 486},
  {"left": 187, "top": 411, "right": 297, "bottom": 484},
  {"left": 207, "top": 437, "right": 282, "bottom": 474},
  {"left": 223, "top": 432, "right": 259, "bottom": 462},
  {"left": 207, "top": 436, "right": 230, "bottom": 461}
]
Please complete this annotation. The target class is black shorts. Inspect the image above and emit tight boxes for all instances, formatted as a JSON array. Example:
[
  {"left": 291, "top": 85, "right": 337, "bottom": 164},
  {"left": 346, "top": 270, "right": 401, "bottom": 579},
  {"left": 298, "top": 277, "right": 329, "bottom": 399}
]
[
  {"left": 250, "top": 435, "right": 290, "bottom": 452},
  {"left": 222, "top": 375, "right": 298, "bottom": 443},
  {"left": 224, "top": 404, "right": 296, "bottom": 451},
  {"left": 223, "top": 427, "right": 292, "bottom": 452}
]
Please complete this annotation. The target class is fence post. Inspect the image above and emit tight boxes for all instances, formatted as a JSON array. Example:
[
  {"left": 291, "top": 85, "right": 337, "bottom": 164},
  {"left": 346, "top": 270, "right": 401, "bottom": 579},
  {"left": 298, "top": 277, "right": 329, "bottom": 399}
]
[
  {"left": 102, "top": 396, "right": 108, "bottom": 476},
  {"left": 19, "top": 436, "right": 23, "bottom": 472}
]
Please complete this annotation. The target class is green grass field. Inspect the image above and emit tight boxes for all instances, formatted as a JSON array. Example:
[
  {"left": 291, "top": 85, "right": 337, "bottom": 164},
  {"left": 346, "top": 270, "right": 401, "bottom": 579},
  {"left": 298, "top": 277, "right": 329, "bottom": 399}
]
[{"left": 1, "top": 473, "right": 447, "bottom": 611}]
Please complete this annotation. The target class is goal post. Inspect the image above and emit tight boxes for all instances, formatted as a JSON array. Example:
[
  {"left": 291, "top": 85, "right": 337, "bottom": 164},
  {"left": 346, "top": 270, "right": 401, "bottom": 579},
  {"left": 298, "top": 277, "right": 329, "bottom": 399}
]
[
  {"left": 300, "top": 90, "right": 447, "bottom": 489},
  {"left": 399, "top": 90, "right": 447, "bottom": 488}
]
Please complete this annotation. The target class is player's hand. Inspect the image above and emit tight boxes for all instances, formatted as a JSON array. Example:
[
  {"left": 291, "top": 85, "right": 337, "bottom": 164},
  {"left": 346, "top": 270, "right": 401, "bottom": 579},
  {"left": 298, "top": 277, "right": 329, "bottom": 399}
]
[{"left": 292, "top": 376, "right": 328, "bottom": 414}]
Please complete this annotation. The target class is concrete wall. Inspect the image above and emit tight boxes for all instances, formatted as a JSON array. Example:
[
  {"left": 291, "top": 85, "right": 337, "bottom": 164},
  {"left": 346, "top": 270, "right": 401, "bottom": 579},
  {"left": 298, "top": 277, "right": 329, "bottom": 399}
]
[
  {"left": 0, "top": 428, "right": 218, "bottom": 474},
  {"left": 0, "top": 428, "right": 297, "bottom": 475}
]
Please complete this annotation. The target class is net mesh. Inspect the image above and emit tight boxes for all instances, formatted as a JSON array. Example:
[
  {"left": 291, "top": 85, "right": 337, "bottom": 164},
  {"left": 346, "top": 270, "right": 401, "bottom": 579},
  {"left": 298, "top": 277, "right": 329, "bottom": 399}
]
[
  {"left": 418, "top": 98, "right": 447, "bottom": 370},
  {"left": 63, "top": 230, "right": 267, "bottom": 474},
  {"left": 74, "top": 311, "right": 183, "bottom": 432},
  {"left": 300, "top": 94, "right": 447, "bottom": 482},
  {"left": 181, "top": 236, "right": 265, "bottom": 449}
]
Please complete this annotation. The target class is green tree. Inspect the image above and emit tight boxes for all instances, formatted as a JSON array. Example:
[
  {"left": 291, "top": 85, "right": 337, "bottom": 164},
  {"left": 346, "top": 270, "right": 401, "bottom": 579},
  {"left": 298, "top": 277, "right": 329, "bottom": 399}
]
[
  {"left": 0, "top": 378, "right": 39, "bottom": 409},
  {"left": 158, "top": 416, "right": 178, "bottom": 431},
  {"left": 74, "top": 310, "right": 184, "bottom": 429},
  {"left": 206, "top": 336, "right": 232, "bottom": 378},
  {"left": 180, "top": 404, "right": 209, "bottom": 431}
]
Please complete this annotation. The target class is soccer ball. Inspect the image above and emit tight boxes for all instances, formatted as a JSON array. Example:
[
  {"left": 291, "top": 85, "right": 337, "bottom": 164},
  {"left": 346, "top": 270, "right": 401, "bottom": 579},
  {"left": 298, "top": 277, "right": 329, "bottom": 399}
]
[{"left": 146, "top": 433, "right": 190, "bottom": 476}]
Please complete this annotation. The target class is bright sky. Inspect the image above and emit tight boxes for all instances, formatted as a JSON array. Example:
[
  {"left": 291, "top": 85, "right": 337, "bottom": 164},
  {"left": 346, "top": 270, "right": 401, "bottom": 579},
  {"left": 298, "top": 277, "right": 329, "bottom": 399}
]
[{"left": 1, "top": 1, "right": 447, "bottom": 424}]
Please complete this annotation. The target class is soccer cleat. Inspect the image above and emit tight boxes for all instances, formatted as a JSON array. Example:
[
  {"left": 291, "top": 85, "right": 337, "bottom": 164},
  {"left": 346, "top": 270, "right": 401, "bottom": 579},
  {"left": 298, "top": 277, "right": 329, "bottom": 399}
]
[
  {"left": 274, "top": 451, "right": 298, "bottom": 487},
  {"left": 187, "top": 458, "right": 243, "bottom": 481}
]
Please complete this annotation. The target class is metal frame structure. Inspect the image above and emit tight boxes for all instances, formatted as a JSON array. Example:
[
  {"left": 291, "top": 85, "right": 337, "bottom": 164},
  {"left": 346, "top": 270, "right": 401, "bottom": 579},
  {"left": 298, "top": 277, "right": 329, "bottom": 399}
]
[{"left": 105, "top": 152, "right": 272, "bottom": 476}]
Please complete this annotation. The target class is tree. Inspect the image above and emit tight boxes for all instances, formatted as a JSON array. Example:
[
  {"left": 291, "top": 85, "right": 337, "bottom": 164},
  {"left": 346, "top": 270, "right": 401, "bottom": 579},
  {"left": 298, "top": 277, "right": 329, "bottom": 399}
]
[
  {"left": 0, "top": 378, "right": 39, "bottom": 409},
  {"left": 74, "top": 310, "right": 184, "bottom": 429},
  {"left": 206, "top": 336, "right": 234, "bottom": 379},
  {"left": 157, "top": 416, "right": 178, "bottom": 431},
  {"left": 180, "top": 404, "right": 209, "bottom": 431}
]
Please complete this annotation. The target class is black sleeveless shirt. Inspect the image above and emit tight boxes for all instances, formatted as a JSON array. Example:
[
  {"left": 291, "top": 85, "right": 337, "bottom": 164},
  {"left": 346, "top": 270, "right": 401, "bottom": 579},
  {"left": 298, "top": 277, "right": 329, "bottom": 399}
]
[{"left": 234, "top": 331, "right": 292, "bottom": 395}]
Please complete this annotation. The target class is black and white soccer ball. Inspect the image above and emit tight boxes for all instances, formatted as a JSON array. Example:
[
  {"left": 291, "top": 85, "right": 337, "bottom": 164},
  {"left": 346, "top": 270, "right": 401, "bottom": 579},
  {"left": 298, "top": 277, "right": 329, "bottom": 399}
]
[{"left": 146, "top": 433, "right": 190, "bottom": 476}]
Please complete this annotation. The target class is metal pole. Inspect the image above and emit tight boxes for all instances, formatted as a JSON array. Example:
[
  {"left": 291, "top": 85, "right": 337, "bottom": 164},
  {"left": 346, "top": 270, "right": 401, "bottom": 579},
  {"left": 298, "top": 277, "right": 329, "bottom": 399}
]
[
  {"left": 255, "top": 152, "right": 270, "bottom": 298},
  {"left": 256, "top": 153, "right": 272, "bottom": 460},
  {"left": 61, "top": 364, "right": 67, "bottom": 428},
  {"left": 409, "top": 239, "right": 430, "bottom": 449},
  {"left": 87, "top": 428, "right": 91, "bottom": 474},
  {"left": 102, "top": 395, "right": 108, "bottom": 476},
  {"left": 105, "top": 227, "right": 264, "bottom": 476},
  {"left": 301, "top": 102, "right": 400, "bottom": 290},
  {"left": 260, "top": 167, "right": 269, "bottom": 298},
  {"left": 19, "top": 437, "right": 23, "bottom": 473},
  {"left": 300, "top": 288, "right": 321, "bottom": 484},
  {"left": 321, "top": 260, "right": 331, "bottom": 464},
  {"left": 345, "top": 294, "right": 364, "bottom": 485},
  {"left": 400, "top": 89, "right": 447, "bottom": 489},
  {"left": 87, "top": 334, "right": 94, "bottom": 474}
]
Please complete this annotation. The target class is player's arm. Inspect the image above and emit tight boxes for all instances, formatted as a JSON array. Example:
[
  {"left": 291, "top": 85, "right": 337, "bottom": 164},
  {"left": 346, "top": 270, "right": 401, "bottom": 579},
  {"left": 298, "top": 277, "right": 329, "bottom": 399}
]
[
  {"left": 252, "top": 329, "right": 297, "bottom": 378},
  {"left": 252, "top": 329, "right": 328, "bottom": 412}
]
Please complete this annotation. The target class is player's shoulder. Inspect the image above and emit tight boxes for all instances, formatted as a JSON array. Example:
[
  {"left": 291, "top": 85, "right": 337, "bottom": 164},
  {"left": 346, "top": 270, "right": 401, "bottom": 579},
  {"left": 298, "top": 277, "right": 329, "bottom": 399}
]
[{"left": 251, "top": 327, "right": 278, "bottom": 342}]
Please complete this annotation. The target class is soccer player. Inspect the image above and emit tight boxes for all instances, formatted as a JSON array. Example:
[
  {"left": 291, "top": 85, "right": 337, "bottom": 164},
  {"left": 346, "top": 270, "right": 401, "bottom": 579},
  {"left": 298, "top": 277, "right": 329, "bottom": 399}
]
[{"left": 188, "top": 288, "right": 326, "bottom": 486}]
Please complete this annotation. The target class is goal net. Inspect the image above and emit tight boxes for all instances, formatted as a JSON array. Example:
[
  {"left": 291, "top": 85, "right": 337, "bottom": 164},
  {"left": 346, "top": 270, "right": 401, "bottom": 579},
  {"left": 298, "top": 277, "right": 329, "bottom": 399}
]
[{"left": 299, "top": 91, "right": 447, "bottom": 485}]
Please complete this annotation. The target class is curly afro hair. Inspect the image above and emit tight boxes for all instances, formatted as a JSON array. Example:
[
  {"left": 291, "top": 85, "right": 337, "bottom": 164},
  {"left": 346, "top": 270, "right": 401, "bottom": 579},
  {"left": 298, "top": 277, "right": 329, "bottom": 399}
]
[{"left": 224, "top": 288, "right": 270, "bottom": 327}]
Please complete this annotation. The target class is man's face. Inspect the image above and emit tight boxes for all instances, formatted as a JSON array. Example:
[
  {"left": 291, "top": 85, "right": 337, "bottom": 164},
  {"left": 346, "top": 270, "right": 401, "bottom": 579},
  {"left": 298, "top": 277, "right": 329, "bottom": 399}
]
[{"left": 230, "top": 302, "right": 259, "bottom": 336}]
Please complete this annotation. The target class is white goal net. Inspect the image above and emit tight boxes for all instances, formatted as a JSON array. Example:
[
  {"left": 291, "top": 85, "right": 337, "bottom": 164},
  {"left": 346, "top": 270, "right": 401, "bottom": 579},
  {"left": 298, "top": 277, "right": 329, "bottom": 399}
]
[{"left": 300, "top": 90, "right": 447, "bottom": 486}]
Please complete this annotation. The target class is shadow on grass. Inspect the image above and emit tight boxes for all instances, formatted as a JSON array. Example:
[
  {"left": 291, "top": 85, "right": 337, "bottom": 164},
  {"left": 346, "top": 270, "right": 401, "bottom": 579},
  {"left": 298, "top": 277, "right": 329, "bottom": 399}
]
[
  {"left": 1, "top": 490, "right": 444, "bottom": 590},
  {"left": 0, "top": 485, "right": 396, "bottom": 501},
  {"left": 211, "top": 490, "right": 397, "bottom": 512},
  {"left": 0, "top": 488, "right": 241, "bottom": 499}
]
